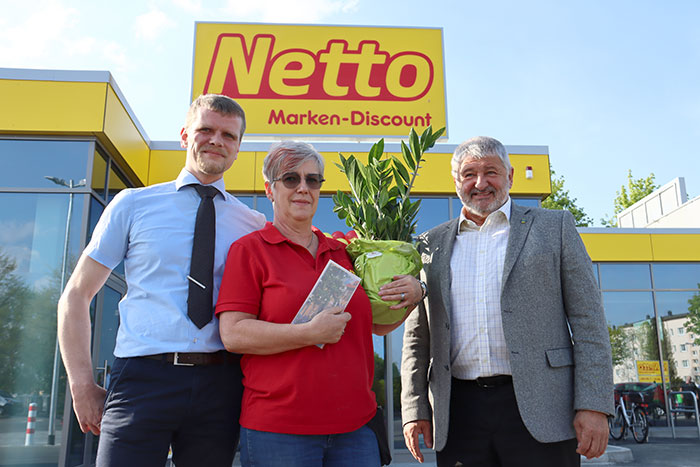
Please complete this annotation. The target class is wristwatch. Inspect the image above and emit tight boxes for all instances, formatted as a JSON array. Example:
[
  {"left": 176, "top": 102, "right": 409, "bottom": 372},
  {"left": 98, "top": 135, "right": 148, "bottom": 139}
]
[{"left": 418, "top": 280, "right": 428, "bottom": 300}]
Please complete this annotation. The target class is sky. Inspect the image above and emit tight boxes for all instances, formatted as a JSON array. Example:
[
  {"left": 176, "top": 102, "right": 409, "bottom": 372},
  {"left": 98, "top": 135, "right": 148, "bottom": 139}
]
[{"left": 2, "top": 0, "right": 699, "bottom": 226}]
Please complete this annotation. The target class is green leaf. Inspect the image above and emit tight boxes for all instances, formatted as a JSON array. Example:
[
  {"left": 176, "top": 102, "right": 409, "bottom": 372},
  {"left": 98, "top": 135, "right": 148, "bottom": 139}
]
[
  {"left": 367, "top": 138, "right": 384, "bottom": 163},
  {"left": 400, "top": 141, "right": 416, "bottom": 171},
  {"left": 392, "top": 158, "right": 411, "bottom": 185}
]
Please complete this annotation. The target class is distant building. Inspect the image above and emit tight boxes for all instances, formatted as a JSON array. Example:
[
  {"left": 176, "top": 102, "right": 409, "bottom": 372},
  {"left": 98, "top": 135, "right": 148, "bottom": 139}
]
[
  {"left": 617, "top": 177, "right": 700, "bottom": 228},
  {"left": 663, "top": 313, "right": 700, "bottom": 384}
]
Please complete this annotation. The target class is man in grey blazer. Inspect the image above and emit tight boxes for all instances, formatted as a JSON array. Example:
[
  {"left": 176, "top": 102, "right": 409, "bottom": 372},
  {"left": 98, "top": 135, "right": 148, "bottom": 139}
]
[{"left": 401, "top": 136, "right": 613, "bottom": 466}]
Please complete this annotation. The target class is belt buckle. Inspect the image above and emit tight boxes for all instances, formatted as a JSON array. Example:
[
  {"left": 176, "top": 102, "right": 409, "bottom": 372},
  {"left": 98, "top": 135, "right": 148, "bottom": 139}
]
[{"left": 173, "top": 352, "right": 194, "bottom": 366}]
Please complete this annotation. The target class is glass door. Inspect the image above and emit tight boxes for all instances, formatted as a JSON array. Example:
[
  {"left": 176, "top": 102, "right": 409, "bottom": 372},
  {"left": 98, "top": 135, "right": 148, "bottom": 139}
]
[{"left": 60, "top": 279, "right": 123, "bottom": 467}]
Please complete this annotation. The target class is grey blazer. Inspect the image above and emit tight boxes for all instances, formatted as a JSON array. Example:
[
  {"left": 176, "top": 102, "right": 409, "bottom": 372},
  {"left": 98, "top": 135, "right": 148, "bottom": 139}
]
[{"left": 400, "top": 203, "right": 614, "bottom": 451}]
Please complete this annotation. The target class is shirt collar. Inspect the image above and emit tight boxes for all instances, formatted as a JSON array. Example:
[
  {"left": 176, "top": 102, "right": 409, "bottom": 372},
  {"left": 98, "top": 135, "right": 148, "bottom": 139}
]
[
  {"left": 258, "top": 222, "right": 343, "bottom": 252},
  {"left": 175, "top": 168, "right": 227, "bottom": 198},
  {"left": 458, "top": 197, "right": 512, "bottom": 231}
]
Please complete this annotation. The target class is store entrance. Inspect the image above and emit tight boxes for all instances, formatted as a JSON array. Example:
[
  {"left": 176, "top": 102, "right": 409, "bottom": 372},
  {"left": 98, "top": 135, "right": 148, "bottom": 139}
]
[{"left": 60, "top": 277, "right": 124, "bottom": 467}]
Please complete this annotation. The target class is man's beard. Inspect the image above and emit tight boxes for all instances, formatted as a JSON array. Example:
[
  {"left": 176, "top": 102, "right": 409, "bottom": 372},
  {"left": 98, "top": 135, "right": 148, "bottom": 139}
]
[
  {"left": 194, "top": 147, "right": 228, "bottom": 175},
  {"left": 458, "top": 187, "right": 508, "bottom": 218}
]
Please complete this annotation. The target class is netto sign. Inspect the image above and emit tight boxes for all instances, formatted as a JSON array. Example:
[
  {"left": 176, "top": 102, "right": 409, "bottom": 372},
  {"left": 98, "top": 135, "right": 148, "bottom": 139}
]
[{"left": 191, "top": 23, "right": 447, "bottom": 138}]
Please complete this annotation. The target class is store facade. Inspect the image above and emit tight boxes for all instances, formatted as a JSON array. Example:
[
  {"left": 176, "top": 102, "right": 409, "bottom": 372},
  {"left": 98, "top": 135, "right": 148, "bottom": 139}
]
[{"left": 1, "top": 26, "right": 699, "bottom": 466}]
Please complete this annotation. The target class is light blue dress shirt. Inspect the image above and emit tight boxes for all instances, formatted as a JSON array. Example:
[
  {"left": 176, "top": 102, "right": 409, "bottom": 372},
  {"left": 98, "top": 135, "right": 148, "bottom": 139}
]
[{"left": 85, "top": 168, "right": 266, "bottom": 357}]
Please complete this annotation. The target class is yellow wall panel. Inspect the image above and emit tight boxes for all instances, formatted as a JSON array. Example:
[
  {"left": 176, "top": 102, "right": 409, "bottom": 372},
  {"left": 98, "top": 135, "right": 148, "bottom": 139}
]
[
  {"left": 581, "top": 233, "right": 654, "bottom": 261},
  {"left": 650, "top": 235, "right": 700, "bottom": 261},
  {"left": 511, "top": 154, "right": 551, "bottom": 196},
  {"left": 316, "top": 151, "right": 550, "bottom": 196},
  {"left": 104, "top": 86, "right": 149, "bottom": 184},
  {"left": 140, "top": 145, "right": 551, "bottom": 198},
  {"left": 148, "top": 149, "right": 186, "bottom": 184},
  {"left": 0, "top": 80, "right": 105, "bottom": 132},
  {"left": 223, "top": 151, "right": 257, "bottom": 191}
]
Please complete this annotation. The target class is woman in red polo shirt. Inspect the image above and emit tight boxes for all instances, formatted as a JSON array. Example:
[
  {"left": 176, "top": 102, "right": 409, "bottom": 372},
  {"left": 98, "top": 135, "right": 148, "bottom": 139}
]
[{"left": 216, "top": 141, "right": 422, "bottom": 467}]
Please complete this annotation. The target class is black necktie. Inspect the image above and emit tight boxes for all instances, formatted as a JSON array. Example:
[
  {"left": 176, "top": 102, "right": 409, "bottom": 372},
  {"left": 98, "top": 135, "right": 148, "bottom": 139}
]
[{"left": 187, "top": 184, "right": 218, "bottom": 328}]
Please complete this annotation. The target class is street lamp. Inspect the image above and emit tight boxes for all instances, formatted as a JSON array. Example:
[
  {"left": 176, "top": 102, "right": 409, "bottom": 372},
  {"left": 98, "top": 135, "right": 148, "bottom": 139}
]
[{"left": 44, "top": 176, "right": 86, "bottom": 445}]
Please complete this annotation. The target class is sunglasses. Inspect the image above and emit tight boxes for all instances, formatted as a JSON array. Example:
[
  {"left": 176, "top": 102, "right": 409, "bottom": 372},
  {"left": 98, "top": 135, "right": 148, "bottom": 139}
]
[{"left": 273, "top": 172, "right": 325, "bottom": 190}]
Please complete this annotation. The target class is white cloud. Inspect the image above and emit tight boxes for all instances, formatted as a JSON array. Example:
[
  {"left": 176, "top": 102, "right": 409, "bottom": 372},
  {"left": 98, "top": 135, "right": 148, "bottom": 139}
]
[
  {"left": 171, "top": 0, "right": 203, "bottom": 14},
  {"left": 133, "top": 7, "right": 177, "bottom": 41},
  {"left": 220, "top": 0, "right": 359, "bottom": 22},
  {"left": 0, "top": 0, "right": 130, "bottom": 73},
  {"left": 0, "top": 0, "right": 79, "bottom": 64}
]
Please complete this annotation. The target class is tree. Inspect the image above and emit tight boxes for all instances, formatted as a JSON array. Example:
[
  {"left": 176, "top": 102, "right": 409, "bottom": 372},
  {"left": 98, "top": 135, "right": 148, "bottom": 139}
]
[
  {"left": 641, "top": 318, "right": 679, "bottom": 385},
  {"left": 602, "top": 170, "right": 658, "bottom": 227},
  {"left": 685, "top": 287, "right": 700, "bottom": 345},
  {"left": 542, "top": 168, "right": 593, "bottom": 226},
  {"left": 608, "top": 325, "right": 632, "bottom": 367}
]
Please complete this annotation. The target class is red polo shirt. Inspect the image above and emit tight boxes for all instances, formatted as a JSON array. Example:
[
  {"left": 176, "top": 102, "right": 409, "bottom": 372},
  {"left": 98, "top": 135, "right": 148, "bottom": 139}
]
[{"left": 215, "top": 222, "right": 377, "bottom": 434}]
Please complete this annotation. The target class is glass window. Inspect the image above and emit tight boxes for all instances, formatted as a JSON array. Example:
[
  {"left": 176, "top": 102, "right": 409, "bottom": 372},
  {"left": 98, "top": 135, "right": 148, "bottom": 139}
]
[
  {"left": 414, "top": 197, "right": 450, "bottom": 235},
  {"left": 683, "top": 360, "right": 689, "bottom": 367},
  {"left": 87, "top": 196, "right": 105, "bottom": 246},
  {"left": 681, "top": 344, "right": 687, "bottom": 352},
  {"left": 599, "top": 264, "right": 651, "bottom": 290},
  {"left": 512, "top": 197, "right": 541, "bottom": 207},
  {"left": 679, "top": 328, "right": 686, "bottom": 335},
  {"left": 602, "top": 291, "right": 654, "bottom": 327},
  {"left": 314, "top": 197, "right": 352, "bottom": 234},
  {"left": 235, "top": 195, "right": 255, "bottom": 210},
  {"left": 656, "top": 291, "right": 698, "bottom": 318},
  {"left": 91, "top": 151, "right": 108, "bottom": 198},
  {"left": 670, "top": 328, "right": 675, "bottom": 335},
  {"left": 255, "top": 196, "right": 274, "bottom": 222},
  {"left": 0, "top": 139, "right": 91, "bottom": 188},
  {"left": 107, "top": 163, "right": 130, "bottom": 202},
  {"left": 0, "top": 192, "right": 85, "bottom": 458},
  {"left": 592, "top": 263, "right": 599, "bottom": 286},
  {"left": 653, "top": 263, "right": 700, "bottom": 290}
]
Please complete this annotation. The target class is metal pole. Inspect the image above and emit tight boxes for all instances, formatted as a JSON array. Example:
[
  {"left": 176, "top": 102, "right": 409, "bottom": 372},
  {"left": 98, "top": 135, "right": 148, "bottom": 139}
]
[
  {"left": 384, "top": 332, "right": 395, "bottom": 458},
  {"left": 47, "top": 181, "right": 74, "bottom": 445}
]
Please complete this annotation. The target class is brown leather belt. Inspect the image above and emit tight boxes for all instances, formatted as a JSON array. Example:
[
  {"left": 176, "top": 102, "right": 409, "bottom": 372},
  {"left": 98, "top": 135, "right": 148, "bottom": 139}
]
[
  {"left": 464, "top": 375, "right": 513, "bottom": 389},
  {"left": 141, "top": 350, "right": 239, "bottom": 366}
]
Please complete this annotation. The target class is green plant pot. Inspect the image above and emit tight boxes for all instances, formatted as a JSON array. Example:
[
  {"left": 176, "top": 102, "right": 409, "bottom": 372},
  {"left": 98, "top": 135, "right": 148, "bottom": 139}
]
[{"left": 347, "top": 238, "right": 422, "bottom": 324}]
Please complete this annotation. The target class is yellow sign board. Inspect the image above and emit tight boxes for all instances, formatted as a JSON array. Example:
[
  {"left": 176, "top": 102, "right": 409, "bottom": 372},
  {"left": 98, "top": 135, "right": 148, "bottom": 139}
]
[
  {"left": 191, "top": 23, "right": 447, "bottom": 138},
  {"left": 636, "top": 360, "right": 670, "bottom": 383}
]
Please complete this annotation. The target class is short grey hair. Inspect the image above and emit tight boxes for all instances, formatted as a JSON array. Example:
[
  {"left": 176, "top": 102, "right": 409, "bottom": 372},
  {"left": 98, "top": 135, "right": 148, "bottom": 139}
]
[
  {"left": 451, "top": 136, "right": 511, "bottom": 178},
  {"left": 262, "top": 141, "right": 325, "bottom": 183}
]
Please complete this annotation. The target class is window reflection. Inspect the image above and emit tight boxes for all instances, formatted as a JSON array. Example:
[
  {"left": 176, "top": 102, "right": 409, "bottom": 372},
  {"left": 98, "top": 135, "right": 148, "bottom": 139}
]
[
  {"left": 414, "top": 197, "right": 450, "bottom": 234},
  {"left": 603, "top": 291, "right": 654, "bottom": 326},
  {"left": 314, "top": 197, "right": 351, "bottom": 234},
  {"left": 91, "top": 151, "right": 107, "bottom": 198},
  {"left": 600, "top": 263, "right": 652, "bottom": 290},
  {"left": 0, "top": 139, "right": 90, "bottom": 188},
  {"left": 107, "top": 164, "right": 130, "bottom": 202},
  {"left": 653, "top": 263, "right": 700, "bottom": 290},
  {"left": 235, "top": 195, "right": 255, "bottom": 210},
  {"left": 512, "top": 197, "right": 541, "bottom": 207},
  {"left": 0, "top": 192, "right": 84, "bottom": 456}
]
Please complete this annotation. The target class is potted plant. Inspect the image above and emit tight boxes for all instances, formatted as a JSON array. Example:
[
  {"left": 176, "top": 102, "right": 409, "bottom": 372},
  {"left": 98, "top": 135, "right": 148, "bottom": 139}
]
[{"left": 332, "top": 126, "right": 445, "bottom": 324}]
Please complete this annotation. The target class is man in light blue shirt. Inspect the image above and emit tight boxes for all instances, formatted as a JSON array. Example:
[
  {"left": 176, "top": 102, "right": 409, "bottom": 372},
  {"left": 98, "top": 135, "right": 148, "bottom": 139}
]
[{"left": 58, "top": 94, "right": 266, "bottom": 466}]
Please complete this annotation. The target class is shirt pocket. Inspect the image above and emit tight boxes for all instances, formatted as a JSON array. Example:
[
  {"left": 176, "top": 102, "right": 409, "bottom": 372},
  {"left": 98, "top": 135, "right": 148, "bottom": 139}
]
[{"left": 545, "top": 347, "right": 574, "bottom": 368}]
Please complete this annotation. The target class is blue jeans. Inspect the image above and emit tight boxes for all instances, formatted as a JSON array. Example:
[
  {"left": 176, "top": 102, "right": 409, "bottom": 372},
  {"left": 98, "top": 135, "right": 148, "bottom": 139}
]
[{"left": 240, "top": 425, "right": 380, "bottom": 467}]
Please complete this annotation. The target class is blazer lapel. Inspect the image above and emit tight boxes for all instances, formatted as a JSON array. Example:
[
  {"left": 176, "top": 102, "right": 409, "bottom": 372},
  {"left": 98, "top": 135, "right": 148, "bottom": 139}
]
[
  {"left": 432, "top": 219, "right": 459, "bottom": 323},
  {"left": 502, "top": 203, "right": 533, "bottom": 291}
]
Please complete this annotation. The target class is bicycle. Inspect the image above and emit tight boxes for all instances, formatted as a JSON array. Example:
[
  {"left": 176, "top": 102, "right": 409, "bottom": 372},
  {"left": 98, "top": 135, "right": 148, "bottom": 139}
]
[{"left": 609, "top": 390, "right": 649, "bottom": 443}]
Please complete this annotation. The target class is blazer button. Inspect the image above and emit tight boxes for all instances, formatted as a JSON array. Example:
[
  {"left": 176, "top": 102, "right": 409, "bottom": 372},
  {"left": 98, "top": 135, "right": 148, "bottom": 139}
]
[
  {"left": 444, "top": 364, "right": 449, "bottom": 371},
  {"left": 445, "top": 323, "right": 450, "bottom": 330}
]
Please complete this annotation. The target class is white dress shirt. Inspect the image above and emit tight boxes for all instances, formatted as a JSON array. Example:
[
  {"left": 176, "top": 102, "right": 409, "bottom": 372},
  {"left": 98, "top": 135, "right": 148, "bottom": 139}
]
[
  {"left": 85, "top": 168, "right": 266, "bottom": 357},
  {"left": 449, "top": 197, "right": 512, "bottom": 379}
]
